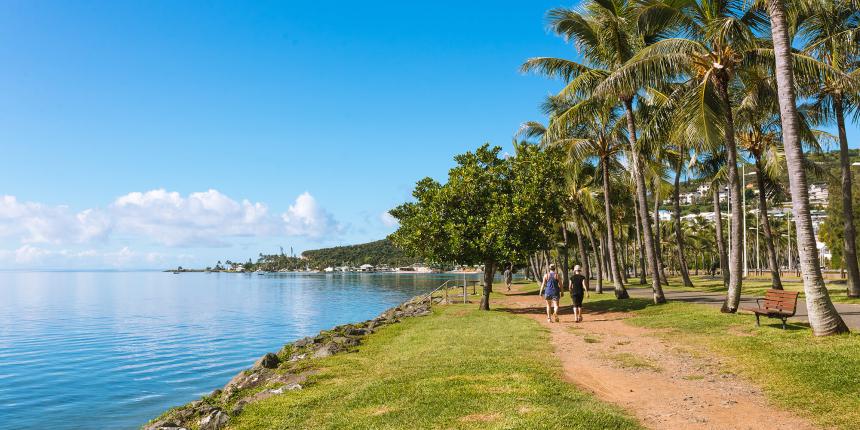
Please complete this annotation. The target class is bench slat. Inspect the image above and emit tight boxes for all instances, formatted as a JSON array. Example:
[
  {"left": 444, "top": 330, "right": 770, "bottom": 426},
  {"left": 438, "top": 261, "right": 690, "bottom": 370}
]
[
  {"left": 764, "top": 290, "right": 799, "bottom": 297},
  {"left": 763, "top": 300, "right": 796, "bottom": 310}
]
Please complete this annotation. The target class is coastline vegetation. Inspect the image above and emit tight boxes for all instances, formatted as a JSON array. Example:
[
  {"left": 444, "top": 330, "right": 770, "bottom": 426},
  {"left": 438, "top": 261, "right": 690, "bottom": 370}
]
[{"left": 192, "top": 240, "right": 420, "bottom": 273}]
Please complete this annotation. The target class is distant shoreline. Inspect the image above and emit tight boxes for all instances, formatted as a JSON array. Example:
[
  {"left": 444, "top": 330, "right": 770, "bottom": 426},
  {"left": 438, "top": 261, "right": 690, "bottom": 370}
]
[{"left": 163, "top": 268, "right": 485, "bottom": 275}]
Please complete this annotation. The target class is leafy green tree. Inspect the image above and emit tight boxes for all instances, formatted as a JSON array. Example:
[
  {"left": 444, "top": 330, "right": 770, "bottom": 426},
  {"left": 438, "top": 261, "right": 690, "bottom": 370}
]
[{"left": 390, "top": 144, "right": 566, "bottom": 310}]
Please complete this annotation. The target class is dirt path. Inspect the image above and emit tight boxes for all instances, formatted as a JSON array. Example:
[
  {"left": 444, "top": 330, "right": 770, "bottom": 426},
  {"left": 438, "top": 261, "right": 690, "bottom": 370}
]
[{"left": 497, "top": 288, "right": 821, "bottom": 430}]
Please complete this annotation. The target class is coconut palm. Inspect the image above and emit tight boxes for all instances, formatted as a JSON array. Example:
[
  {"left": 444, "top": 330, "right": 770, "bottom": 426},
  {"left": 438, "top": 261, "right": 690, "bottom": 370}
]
[
  {"left": 564, "top": 163, "right": 602, "bottom": 289},
  {"left": 734, "top": 67, "right": 787, "bottom": 289},
  {"left": 521, "top": 0, "right": 666, "bottom": 303},
  {"left": 518, "top": 97, "right": 630, "bottom": 298},
  {"left": 689, "top": 215, "right": 716, "bottom": 275},
  {"left": 693, "top": 152, "right": 730, "bottom": 288},
  {"left": 764, "top": 0, "right": 850, "bottom": 335},
  {"left": 641, "top": 89, "right": 697, "bottom": 287},
  {"left": 796, "top": 0, "right": 860, "bottom": 297},
  {"left": 596, "top": 0, "right": 776, "bottom": 312}
]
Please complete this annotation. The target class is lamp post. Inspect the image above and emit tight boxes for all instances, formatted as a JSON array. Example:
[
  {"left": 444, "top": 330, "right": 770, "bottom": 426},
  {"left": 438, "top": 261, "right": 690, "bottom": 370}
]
[
  {"left": 787, "top": 210, "right": 792, "bottom": 273},
  {"left": 742, "top": 164, "right": 747, "bottom": 277},
  {"left": 741, "top": 167, "right": 757, "bottom": 277},
  {"left": 747, "top": 170, "right": 761, "bottom": 276}
]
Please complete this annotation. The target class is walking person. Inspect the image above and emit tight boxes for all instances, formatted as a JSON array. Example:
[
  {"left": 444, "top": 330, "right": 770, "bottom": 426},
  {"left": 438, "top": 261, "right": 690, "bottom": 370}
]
[
  {"left": 539, "top": 264, "right": 562, "bottom": 323},
  {"left": 503, "top": 264, "right": 513, "bottom": 292},
  {"left": 569, "top": 265, "right": 590, "bottom": 323}
]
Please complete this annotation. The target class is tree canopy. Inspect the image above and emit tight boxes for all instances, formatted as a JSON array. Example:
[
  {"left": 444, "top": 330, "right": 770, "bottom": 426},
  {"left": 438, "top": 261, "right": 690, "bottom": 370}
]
[{"left": 389, "top": 143, "right": 567, "bottom": 309}]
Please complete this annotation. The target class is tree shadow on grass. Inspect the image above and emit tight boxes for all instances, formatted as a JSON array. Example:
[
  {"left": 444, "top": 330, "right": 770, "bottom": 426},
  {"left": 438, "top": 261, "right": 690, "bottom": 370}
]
[
  {"left": 503, "top": 289, "right": 542, "bottom": 297},
  {"left": 494, "top": 295, "right": 656, "bottom": 322},
  {"left": 584, "top": 298, "right": 654, "bottom": 314}
]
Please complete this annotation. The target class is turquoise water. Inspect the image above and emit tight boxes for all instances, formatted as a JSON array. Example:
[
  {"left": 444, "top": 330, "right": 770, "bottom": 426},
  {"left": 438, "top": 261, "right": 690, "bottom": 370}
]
[{"left": 0, "top": 271, "right": 468, "bottom": 429}]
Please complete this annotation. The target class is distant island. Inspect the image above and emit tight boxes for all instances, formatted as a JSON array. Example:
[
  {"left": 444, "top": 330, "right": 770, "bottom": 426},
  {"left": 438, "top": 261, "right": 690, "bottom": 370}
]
[{"left": 167, "top": 239, "right": 439, "bottom": 273}]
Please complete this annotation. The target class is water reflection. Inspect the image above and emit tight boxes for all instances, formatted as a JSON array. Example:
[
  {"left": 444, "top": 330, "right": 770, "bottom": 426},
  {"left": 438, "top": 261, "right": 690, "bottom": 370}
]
[{"left": 0, "top": 271, "right": 479, "bottom": 430}]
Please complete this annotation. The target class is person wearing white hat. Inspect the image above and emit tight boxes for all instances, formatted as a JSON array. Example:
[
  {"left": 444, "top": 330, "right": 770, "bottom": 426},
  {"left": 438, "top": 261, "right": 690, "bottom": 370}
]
[{"left": 569, "top": 264, "right": 589, "bottom": 322}]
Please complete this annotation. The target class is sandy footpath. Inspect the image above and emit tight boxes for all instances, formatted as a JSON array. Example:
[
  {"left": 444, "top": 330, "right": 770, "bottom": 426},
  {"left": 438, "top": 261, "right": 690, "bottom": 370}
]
[{"left": 497, "top": 289, "right": 821, "bottom": 430}]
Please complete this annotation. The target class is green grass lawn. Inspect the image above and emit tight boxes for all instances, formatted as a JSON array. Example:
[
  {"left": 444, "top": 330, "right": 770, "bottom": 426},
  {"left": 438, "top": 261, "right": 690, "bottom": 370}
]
[
  {"left": 585, "top": 295, "right": 860, "bottom": 430},
  {"left": 661, "top": 274, "right": 860, "bottom": 304},
  {"left": 228, "top": 303, "right": 640, "bottom": 430}
]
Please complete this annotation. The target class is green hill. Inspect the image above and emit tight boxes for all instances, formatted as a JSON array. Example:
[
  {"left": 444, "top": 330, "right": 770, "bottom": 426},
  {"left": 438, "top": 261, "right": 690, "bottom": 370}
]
[{"left": 300, "top": 239, "right": 418, "bottom": 268}]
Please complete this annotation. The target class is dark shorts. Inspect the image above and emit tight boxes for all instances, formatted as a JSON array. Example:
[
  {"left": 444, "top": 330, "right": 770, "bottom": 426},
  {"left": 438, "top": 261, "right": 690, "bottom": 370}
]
[{"left": 571, "top": 294, "right": 584, "bottom": 307}]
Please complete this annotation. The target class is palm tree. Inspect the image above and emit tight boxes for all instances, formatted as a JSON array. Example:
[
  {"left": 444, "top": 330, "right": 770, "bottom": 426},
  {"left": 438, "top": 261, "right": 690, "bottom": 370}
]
[
  {"left": 565, "top": 163, "right": 603, "bottom": 290},
  {"left": 796, "top": 0, "right": 860, "bottom": 297},
  {"left": 518, "top": 97, "right": 630, "bottom": 298},
  {"left": 641, "top": 84, "right": 698, "bottom": 287},
  {"left": 689, "top": 216, "right": 716, "bottom": 275},
  {"left": 693, "top": 152, "right": 730, "bottom": 288},
  {"left": 599, "top": 0, "right": 772, "bottom": 312},
  {"left": 521, "top": 0, "right": 665, "bottom": 303},
  {"left": 764, "top": 0, "right": 850, "bottom": 335},
  {"left": 734, "top": 68, "right": 786, "bottom": 289}
]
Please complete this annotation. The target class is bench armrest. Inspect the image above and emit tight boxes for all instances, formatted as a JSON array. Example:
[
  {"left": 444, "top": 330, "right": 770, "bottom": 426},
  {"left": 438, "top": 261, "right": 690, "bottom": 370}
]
[{"left": 755, "top": 298, "right": 765, "bottom": 308}]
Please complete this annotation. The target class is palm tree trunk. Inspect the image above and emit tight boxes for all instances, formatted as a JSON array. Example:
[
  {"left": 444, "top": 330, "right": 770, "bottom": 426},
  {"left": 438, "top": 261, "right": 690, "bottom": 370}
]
[
  {"left": 599, "top": 229, "right": 610, "bottom": 285},
  {"left": 715, "top": 78, "right": 744, "bottom": 314},
  {"left": 634, "top": 200, "right": 647, "bottom": 284},
  {"left": 616, "top": 226, "right": 628, "bottom": 284},
  {"left": 586, "top": 221, "right": 604, "bottom": 294},
  {"left": 673, "top": 163, "right": 694, "bottom": 287},
  {"left": 573, "top": 218, "right": 590, "bottom": 286},
  {"left": 602, "top": 229, "right": 610, "bottom": 274},
  {"left": 766, "top": 0, "right": 849, "bottom": 335},
  {"left": 834, "top": 95, "right": 860, "bottom": 297},
  {"left": 622, "top": 228, "right": 630, "bottom": 281},
  {"left": 602, "top": 160, "right": 627, "bottom": 298},
  {"left": 561, "top": 226, "right": 570, "bottom": 291},
  {"left": 713, "top": 184, "right": 730, "bottom": 288},
  {"left": 623, "top": 98, "right": 665, "bottom": 303},
  {"left": 754, "top": 159, "right": 783, "bottom": 289},
  {"left": 652, "top": 182, "right": 669, "bottom": 285}
]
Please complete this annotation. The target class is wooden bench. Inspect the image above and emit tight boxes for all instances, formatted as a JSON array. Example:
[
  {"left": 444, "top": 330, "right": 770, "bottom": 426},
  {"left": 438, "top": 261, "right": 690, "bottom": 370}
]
[{"left": 742, "top": 289, "right": 799, "bottom": 329}]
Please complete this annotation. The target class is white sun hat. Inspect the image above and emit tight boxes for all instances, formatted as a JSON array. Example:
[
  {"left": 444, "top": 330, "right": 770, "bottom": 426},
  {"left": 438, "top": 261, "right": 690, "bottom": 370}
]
[{"left": 573, "top": 265, "right": 581, "bottom": 271}]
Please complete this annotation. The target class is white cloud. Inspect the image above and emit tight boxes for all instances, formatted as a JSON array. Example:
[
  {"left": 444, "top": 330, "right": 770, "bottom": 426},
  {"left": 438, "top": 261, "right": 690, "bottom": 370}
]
[
  {"left": 380, "top": 211, "right": 399, "bottom": 228},
  {"left": 0, "top": 189, "right": 342, "bottom": 250},
  {"left": 111, "top": 189, "right": 273, "bottom": 246},
  {"left": 281, "top": 192, "right": 342, "bottom": 238},
  {"left": 0, "top": 196, "right": 111, "bottom": 244},
  {"left": 0, "top": 245, "right": 176, "bottom": 268}
]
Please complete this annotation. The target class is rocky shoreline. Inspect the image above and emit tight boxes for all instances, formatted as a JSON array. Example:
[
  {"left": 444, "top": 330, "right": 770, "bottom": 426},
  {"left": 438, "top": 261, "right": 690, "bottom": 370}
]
[{"left": 143, "top": 294, "right": 438, "bottom": 430}]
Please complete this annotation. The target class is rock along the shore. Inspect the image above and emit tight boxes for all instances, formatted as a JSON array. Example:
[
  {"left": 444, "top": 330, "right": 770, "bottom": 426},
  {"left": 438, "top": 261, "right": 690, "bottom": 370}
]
[{"left": 142, "top": 294, "right": 440, "bottom": 430}]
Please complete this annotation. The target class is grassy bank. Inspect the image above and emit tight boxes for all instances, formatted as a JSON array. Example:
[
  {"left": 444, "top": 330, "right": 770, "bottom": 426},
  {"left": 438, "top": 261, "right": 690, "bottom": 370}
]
[
  {"left": 229, "top": 303, "right": 640, "bottom": 429},
  {"left": 585, "top": 295, "right": 860, "bottom": 429}
]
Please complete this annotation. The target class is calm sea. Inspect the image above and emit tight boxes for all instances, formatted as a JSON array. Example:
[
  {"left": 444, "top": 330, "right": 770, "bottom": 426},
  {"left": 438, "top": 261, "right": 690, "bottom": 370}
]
[{"left": 0, "top": 271, "right": 469, "bottom": 430}]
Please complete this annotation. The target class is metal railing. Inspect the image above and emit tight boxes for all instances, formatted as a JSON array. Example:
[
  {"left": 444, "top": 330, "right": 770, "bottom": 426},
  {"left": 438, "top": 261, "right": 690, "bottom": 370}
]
[{"left": 424, "top": 279, "right": 481, "bottom": 306}]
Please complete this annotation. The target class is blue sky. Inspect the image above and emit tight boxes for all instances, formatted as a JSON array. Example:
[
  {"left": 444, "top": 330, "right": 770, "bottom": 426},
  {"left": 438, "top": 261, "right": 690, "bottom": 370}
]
[
  {"left": 1, "top": 1, "right": 858, "bottom": 269},
  {"left": 0, "top": 1, "right": 575, "bottom": 269}
]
